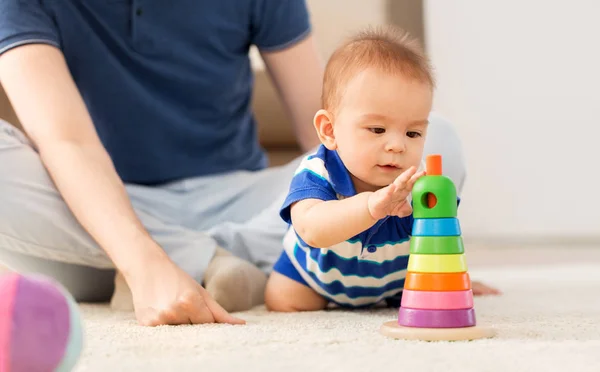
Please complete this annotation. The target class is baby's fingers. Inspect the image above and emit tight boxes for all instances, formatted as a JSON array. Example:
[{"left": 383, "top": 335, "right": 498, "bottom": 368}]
[
  {"left": 369, "top": 183, "right": 397, "bottom": 220},
  {"left": 393, "top": 166, "right": 416, "bottom": 189},
  {"left": 385, "top": 183, "right": 397, "bottom": 199},
  {"left": 406, "top": 170, "right": 426, "bottom": 189},
  {"left": 378, "top": 183, "right": 398, "bottom": 209},
  {"left": 371, "top": 183, "right": 395, "bottom": 207}
]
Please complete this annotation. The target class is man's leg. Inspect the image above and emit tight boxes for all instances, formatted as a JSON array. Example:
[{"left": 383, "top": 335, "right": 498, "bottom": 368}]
[
  {"left": 188, "top": 112, "right": 467, "bottom": 273},
  {"left": 0, "top": 120, "right": 219, "bottom": 302},
  {"left": 177, "top": 155, "right": 304, "bottom": 273},
  {"left": 0, "top": 120, "right": 116, "bottom": 301},
  {"left": 0, "top": 250, "right": 115, "bottom": 302}
]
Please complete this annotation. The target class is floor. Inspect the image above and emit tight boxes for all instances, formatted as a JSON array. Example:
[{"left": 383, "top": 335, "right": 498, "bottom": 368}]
[
  {"left": 3, "top": 245, "right": 600, "bottom": 372},
  {"left": 66, "top": 245, "right": 600, "bottom": 372}
]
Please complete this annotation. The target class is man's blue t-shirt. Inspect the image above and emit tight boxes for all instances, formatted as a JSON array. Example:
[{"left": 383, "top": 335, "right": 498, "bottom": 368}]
[{"left": 0, "top": 0, "right": 311, "bottom": 184}]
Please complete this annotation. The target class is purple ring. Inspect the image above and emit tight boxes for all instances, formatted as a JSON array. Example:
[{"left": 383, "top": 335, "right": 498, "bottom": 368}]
[{"left": 398, "top": 307, "right": 476, "bottom": 328}]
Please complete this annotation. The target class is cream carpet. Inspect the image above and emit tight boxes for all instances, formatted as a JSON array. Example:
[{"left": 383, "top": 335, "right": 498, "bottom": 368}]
[{"left": 71, "top": 247, "right": 600, "bottom": 372}]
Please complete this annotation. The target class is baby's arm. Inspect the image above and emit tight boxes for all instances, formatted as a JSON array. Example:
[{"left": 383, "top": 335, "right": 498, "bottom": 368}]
[
  {"left": 290, "top": 193, "right": 376, "bottom": 248},
  {"left": 292, "top": 166, "right": 424, "bottom": 248},
  {"left": 266, "top": 192, "right": 378, "bottom": 312}
]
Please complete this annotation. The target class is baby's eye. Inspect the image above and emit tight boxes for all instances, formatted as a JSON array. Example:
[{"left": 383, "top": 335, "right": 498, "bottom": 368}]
[
  {"left": 369, "top": 128, "right": 385, "bottom": 134},
  {"left": 407, "top": 131, "right": 422, "bottom": 138}
]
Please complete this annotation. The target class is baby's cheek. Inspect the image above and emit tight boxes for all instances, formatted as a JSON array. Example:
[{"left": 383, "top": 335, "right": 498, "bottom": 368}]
[
  {"left": 357, "top": 153, "right": 377, "bottom": 174},
  {"left": 347, "top": 157, "right": 368, "bottom": 177}
]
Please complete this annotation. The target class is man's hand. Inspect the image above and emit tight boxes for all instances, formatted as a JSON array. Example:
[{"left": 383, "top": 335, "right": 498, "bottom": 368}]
[
  {"left": 367, "top": 166, "right": 426, "bottom": 220},
  {"left": 125, "top": 254, "right": 245, "bottom": 326}
]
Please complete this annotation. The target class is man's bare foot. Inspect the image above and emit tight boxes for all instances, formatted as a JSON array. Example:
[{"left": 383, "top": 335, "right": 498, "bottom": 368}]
[{"left": 472, "top": 280, "right": 502, "bottom": 295}]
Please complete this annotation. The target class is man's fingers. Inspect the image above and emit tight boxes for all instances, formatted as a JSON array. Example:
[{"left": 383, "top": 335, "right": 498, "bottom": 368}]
[
  {"left": 198, "top": 287, "right": 246, "bottom": 325},
  {"left": 207, "top": 296, "right": 246, "bottom": 325},
  {"left": 179, "top": 292, "right": 216, "bottom": 324},
  {"left": 158, "top": 308, "right": 182, "bottom": 325},
  {"left": 135, "top": 293, "right": 217, "bottom": 326},
  {"left": 137, "top": 307, "right": 180, "bottom": 326},
  {"left": 136, "top": 308, "right": 161, "bottom": 327}
]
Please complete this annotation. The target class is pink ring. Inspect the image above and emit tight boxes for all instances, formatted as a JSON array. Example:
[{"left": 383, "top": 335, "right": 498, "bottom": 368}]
[{"left": 400, "top": 289, "right": 473, "bottom": 310}]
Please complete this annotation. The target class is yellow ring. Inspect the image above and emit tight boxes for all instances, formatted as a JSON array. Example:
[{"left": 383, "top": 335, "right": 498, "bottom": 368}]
[{"left": 407, "top": 254, "right": 467, "bottom": 273}]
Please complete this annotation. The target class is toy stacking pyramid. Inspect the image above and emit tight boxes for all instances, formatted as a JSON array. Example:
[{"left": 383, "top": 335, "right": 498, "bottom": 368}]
[{"left": 379, "top": 154, "right": 496, "bottom": 341}]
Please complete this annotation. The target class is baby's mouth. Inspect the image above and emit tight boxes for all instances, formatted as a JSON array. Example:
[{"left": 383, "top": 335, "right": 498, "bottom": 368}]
[{"left": 377, "top": 164, "right": 401, "bottom": 171}]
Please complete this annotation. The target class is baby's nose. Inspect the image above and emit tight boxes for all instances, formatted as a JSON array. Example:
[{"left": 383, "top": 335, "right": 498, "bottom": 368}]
[{"left": 385, "top": 137, "right": 406, "bottom": 152}]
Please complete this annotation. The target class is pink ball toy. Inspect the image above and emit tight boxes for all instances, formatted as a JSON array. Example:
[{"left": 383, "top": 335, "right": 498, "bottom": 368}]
[{"left": 0, "top": 273, "right": 83, "bottom": 372}]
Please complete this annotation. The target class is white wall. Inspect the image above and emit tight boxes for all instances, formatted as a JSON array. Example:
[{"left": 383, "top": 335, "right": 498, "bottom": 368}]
[{"left": 424, "top": 0, "right": 600, "bottom": 241}]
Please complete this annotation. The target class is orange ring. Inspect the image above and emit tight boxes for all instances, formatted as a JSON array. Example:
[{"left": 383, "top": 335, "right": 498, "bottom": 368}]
[{"left": 404, "top": 272, "right": 471, "bottom": 291}]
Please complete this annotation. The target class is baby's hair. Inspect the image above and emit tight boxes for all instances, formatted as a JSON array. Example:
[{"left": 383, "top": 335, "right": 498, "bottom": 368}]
[{"left": 322, "top": 25, "right": 435, "bottom": 113}]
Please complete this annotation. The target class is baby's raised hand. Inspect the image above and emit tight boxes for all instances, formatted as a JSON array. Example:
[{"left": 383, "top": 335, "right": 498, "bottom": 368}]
[{"left": 367, "top": 166, "right": 426, "bottom": 220}]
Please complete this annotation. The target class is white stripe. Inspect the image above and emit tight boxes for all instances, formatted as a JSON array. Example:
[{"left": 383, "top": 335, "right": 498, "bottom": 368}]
[
  {"left": 291, "top": 254, "right": 403, "bottom": 306},
  {"left": 283, "top": 228, "right": 299, "bottom": 251},
  {"left": 283, "top": 228, "right": 407, "bottom": 306},
  {"left": 294, "top": 156, "right": 330, "bottom": 182},
  {"left": 298, "top": 244, "right": 408, "bottom": 287}
]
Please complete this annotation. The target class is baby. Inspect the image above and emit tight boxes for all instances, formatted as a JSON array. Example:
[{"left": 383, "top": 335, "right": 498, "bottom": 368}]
[{"left": 265, "top": 26, "right": 498, "bottom": 312}]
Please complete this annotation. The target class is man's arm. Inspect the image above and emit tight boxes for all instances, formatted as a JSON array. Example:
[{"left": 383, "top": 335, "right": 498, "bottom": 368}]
[
  {"left": 260, "top": 34, "right": 323, "bottom": 151},
  {"left": 0, "top": 44, "right": 165, "bottom": 274},
  {"left": 0, "top": 44, "right": 242, "bottom": 326}
]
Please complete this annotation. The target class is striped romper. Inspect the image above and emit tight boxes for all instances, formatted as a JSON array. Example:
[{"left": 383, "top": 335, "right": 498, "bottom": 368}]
[{"left": 273, "top": 145, "right": 415, "bottom": 308}]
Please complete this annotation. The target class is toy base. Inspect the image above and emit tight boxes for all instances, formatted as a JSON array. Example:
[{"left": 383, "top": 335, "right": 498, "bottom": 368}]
[{"left": 379, "top": 320, "right": 496, "bottom": 341}]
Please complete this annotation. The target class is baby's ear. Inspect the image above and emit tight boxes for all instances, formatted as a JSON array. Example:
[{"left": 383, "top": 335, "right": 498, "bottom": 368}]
[{"left": 313, "top": 109, "right": 336, "bottom": 150}]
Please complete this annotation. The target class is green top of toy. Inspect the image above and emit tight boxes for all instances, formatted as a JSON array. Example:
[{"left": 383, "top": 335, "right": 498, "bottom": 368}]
[{"left": 412, "top": 155, "right": 457, "bottom": 219}]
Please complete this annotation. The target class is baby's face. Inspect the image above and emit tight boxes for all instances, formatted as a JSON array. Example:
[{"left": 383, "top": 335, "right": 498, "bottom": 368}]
[{"left": 332, "top": 68, "right": 432, "bottom": 193}]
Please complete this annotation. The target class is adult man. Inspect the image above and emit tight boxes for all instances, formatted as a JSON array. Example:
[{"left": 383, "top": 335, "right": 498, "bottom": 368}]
[{"left": 0, "top": 1, "right": 478, "bottom": 326}]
